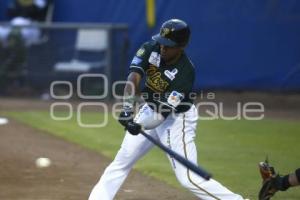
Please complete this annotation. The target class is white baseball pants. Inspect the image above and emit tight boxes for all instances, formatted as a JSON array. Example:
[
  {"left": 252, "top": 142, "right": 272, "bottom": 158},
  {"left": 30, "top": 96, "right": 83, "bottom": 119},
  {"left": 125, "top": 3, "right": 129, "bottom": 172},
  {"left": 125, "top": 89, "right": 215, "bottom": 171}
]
[{"left": 89, "top": 104, "right": 244, "bottom": 200}]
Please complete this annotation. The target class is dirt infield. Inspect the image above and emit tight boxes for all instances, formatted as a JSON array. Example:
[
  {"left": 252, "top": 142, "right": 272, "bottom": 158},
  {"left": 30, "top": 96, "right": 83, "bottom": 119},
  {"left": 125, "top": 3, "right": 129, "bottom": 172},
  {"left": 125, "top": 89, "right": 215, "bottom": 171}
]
[
  {"left": 0, "top": 92, "right": 299, "bottom": 200},
  {"left": 0, "top": 119, "right": 195, "bottom": 200}
]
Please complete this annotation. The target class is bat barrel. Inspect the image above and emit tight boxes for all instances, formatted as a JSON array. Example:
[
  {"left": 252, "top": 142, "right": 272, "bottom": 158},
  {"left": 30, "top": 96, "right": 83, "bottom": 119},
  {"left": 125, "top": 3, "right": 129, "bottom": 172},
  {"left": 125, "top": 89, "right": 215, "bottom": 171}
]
[{"left": 140, "top": 130, "right": 211, "bottom": 180}]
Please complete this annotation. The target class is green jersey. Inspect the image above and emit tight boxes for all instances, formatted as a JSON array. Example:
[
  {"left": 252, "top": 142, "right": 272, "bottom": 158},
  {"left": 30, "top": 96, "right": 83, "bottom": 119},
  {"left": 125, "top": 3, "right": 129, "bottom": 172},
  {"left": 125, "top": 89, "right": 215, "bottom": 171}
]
[{"left": 129, "top": 40, "right": 195, "bottom": 115}]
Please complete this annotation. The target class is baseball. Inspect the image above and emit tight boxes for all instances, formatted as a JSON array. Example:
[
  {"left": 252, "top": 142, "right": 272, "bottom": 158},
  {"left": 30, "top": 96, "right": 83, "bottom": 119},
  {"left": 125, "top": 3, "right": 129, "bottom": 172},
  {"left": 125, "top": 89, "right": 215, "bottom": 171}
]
[
  {"left": 0, "top": 118, "right": 8, "bottom": 125},
  {"left": 35, "top": 157, "right": 51, "bottom": 168}
]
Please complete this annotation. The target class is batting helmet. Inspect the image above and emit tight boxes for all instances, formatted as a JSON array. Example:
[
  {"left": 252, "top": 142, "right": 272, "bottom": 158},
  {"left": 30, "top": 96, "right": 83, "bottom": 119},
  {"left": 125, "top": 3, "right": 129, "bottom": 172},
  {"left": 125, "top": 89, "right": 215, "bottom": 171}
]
[{"left": 152, "top": 19, "right": 190, "bottom": 47}]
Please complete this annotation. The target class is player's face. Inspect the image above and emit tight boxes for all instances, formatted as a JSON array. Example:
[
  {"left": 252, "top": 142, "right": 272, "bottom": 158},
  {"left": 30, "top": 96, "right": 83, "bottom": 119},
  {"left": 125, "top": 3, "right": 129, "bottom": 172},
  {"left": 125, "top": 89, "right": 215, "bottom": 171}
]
[{"left": 160, "top": 45, "right": 183, "bottom": 65}]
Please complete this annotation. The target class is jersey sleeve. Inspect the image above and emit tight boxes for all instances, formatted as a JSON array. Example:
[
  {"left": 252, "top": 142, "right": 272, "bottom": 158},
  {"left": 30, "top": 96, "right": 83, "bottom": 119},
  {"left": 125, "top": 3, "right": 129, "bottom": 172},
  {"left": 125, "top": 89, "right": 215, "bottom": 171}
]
[{"left": 128, "top": 43, "right": 151, "bottom": 77}]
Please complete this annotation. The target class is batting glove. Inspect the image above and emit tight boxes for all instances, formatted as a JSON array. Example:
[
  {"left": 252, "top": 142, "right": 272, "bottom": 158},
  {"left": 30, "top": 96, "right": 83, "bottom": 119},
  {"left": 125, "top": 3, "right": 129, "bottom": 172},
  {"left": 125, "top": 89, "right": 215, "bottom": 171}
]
[
  {"left": 126, "top": 121, "right": 142, "bottom": 135},
  {"left": 118, "top": 110, "right": 134, "bottom": 127}
]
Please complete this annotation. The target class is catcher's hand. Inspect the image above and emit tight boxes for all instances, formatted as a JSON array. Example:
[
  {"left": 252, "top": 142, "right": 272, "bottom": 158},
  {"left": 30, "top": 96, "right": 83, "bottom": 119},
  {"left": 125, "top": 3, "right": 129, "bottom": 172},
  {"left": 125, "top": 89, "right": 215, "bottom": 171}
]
[{"left": 258, "top": 160, "right": 278, "bottom": 200}]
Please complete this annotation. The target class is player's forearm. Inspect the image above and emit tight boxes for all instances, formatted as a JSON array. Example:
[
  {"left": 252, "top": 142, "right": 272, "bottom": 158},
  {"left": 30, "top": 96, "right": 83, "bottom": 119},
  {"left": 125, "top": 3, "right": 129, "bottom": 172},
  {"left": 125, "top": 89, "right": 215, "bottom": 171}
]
[
  {"left": 290, "top": 168, "right": 300, "bottom": 186},
  {"left": 123, "top": 72, "right": 141, "bottom": 111},
  {"left": 123, "top": 84, "right": 135, "bottom": 111}
]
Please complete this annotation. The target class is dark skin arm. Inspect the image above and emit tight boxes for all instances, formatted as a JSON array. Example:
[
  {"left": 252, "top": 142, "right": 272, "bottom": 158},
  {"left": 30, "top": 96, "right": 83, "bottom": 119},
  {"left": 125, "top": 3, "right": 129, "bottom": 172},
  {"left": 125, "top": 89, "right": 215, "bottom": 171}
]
[
  {"left": 289, "top": 171, "right": 300, "bottom": 186},
  {"left": 123, "top": 72, "right": 142, "bottom": 109},
  {"left": 119, "top": 72, "right": 143, "bottom": 134}
]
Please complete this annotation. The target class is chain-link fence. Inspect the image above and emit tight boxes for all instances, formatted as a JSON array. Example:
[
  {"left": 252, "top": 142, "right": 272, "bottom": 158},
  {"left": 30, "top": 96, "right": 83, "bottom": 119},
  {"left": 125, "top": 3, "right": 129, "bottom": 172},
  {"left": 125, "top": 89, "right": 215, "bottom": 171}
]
[{"left": 0, "top": 22, "right": 129, "bottom": 97}]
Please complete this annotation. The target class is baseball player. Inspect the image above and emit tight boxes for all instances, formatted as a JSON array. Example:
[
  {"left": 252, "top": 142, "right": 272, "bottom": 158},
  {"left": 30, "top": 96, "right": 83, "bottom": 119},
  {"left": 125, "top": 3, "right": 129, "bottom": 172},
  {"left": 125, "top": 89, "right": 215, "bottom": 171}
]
[
  {"left": 259, "top": 160, "right": 300, "bottom": 200},
  {"left": 89, "top": 19, "right": 245, "bottom": 200}
]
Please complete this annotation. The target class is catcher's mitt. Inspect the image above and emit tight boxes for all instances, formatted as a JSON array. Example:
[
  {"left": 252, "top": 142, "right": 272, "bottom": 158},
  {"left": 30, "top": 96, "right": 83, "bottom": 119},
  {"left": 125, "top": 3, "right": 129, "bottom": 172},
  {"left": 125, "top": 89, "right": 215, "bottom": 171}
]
[{"left": 258, "top": 160, "right": 279, "bottom": 200}]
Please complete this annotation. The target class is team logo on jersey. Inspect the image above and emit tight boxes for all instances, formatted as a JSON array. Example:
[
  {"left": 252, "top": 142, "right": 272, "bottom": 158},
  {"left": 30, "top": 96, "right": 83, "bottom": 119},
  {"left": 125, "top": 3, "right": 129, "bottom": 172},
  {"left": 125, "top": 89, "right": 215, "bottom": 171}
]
[
  {"left": 131, "top": 56, "right": 142, "bottom": 65},
  {"left": 145, "top": 65, "right": 169, "bottom": 93},
  {"left": 167, "top": 91, "right": 184, "bottom": 108},
  {"left": 136, "top": 48, "right": 145, "bottom": 57},
  {"left": 164, "top": 68, "right": 178, "bottom": 81},
  {"left": 148, "top": 52, "right": 161, "bottom": 67}
]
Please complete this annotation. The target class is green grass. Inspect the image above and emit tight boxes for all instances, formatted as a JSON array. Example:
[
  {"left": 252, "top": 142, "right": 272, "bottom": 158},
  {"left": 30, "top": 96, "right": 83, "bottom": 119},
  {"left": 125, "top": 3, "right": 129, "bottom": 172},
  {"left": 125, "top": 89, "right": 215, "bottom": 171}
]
[{"left": 5, "top": 111, "right": 300, "bottom": 200}]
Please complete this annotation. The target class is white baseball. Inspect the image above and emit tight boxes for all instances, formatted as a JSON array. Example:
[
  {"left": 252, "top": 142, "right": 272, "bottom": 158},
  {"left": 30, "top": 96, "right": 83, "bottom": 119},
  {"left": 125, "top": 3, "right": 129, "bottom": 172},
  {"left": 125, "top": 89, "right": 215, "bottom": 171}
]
[
  {"left": 0, "top": 118, "right": 8, "bottom": 125},
  {"left": 35, "top": 157, "right": 51, "bottom": 168}
]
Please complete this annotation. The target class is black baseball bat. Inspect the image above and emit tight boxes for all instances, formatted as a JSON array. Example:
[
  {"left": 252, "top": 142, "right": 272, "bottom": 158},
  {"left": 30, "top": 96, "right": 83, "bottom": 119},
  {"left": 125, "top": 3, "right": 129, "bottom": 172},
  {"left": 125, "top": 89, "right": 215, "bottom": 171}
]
[{"left": 140, "top": 130, "right": 212, "bottom": 180}]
